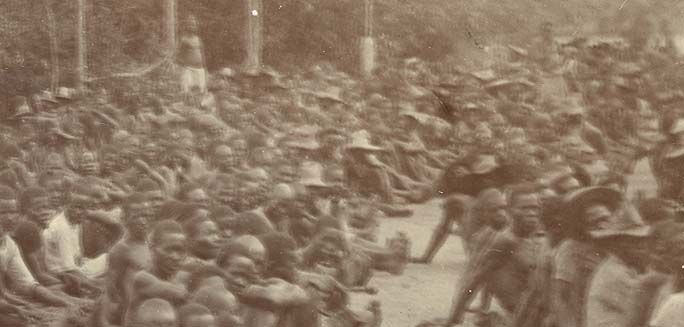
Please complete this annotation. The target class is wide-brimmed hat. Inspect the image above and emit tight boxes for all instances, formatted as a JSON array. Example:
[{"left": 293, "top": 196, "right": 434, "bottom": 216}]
[
  {"left": 469, "top": 154, "right": 499, "bottom": 175},
  {"left": 38, "top": 90, "right": 59, "bottom": 104},
  {"left": 299, "top": 161, "right": 330, "bottom": 188},
  {"left": 346, "top": 130, "right": 383, "bottom": 151},
  {"left": 7, "top": 97, "right": 34, "bottom": 120},
  {"left": 562, "top": 186, "right": 622, "bottom": 231}
]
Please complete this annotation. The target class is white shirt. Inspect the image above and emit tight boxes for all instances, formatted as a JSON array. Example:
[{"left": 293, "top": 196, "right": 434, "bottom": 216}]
[
  {"left": 0, "top": 235, "right": 38, "bottom": 294},
  {"left": 43, "top": 211, "right": 82, "bottom": 274},
  {"left": 651, "top": 293, "right": 684, "bottom": 327}
]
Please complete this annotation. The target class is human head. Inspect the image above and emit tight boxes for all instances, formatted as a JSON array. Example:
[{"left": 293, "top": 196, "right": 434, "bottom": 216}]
[
  {"left": 232, "top": 235, "right": 266, "bottom": 274},
  {"left": 212, "top": 145, "right": 236, "bottom": 172},
  {"left": 507, "top": 183, "right": 541, "bottom": 237},
  {"left": 178, "top": 303, "right": 215, "bottom": 327},
  {"left": 183, "top": 216, "right": 221, "bottom": 261},
  {"left": 190, "top": 286, "right": 239, "bottom": 318},
  {"left": 259, "top": 232, "right": 299, "bottom": 282},
  {"left": 178, "top": 184, "right": 210, "bottom": 209},
  {"left": 78, "top": 151, "right": 99, "bottom": 176},
  {"left": 66, "top": 179, "right": 107, "bottom": 224},
  {"left": 19, "top": 186, "right": 54, "bottom": 229},
  {"left": 473, "top": 188, "right": 508, "bottom": 230},
  {"left": 150, "top": 220, "right": 188, "bottom": 278},
  {"left": 131, "top": 298, "right": 177, "bottom": 327},
  {"left": 216, "top": 241, "right": 259, "bottom": 295},
  {"left": 122, "top": 192, "right": 157, "bottom": 241}
]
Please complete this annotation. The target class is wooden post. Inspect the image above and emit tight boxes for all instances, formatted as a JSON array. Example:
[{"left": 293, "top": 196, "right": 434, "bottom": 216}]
[
  {"left": 164, "top": 0, "right": 177, "bottom": 55},
  {"left": 76, "top": 0, "right": 86, "bottom": 91},
  {"left": 245, "top": 0, "right": 263, "bottom": 71},
  {"left": 44, "top": 0, "right": 59, "bottom": 91},
  {"left": 360, "top": 0, "right": 375, "bottom": 78}
]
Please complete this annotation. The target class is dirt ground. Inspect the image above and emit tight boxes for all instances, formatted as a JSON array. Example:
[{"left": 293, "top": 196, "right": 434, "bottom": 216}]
[{"left": 349, "top": 198, "right": 470, "bottom": 327}]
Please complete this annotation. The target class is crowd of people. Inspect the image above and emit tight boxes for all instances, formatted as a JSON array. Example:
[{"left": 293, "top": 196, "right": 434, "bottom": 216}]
[{"left": 1, "top": 14, "right": 684, "bottom": 327}]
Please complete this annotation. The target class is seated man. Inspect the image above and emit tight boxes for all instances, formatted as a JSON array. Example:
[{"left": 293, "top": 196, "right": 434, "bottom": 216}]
[
  {"left": 43, "top": 182, "right": 119, "bottom": 296},
  {"left": 13, "top": 186, "right": 61, "bottom": 286},
  {"left": 91, "top": 192, "right": 155, "bottom": 327},
  {"left": 0, "top": 186, "right": 85, "bottom": 310},
  {"left": 123, "top": 220, "right": 189, "bottom": 326}
]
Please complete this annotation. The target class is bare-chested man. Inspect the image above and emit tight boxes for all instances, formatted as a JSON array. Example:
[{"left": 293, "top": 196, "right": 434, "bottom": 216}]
[
  {"left": 448, "top": 183, "right": 543, "bottom": 326},
  {"left": 92, "top": 192, "right": 155, "bottom": 327},
  {"left": 123, "top": 220, "right": 189, "bottom": 325}
]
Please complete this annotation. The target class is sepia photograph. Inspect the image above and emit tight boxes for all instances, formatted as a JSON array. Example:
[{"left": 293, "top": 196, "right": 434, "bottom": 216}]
[{"left": 2, "top": 0, "right": 684, "bottom": 326}]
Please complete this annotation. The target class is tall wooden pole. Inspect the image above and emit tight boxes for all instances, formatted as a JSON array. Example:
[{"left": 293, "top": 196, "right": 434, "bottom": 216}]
[
  {"left": 164, "top": 0, "right": 177, "bottom": 55},
  {"left": 44, "top": 0, "right": 59, "bottom": 91},
  {"left": 245, "top": 0, "right": 263, "bottom": 71},
  {"left": 76, "top": 0, "right": 86, "bottom": 91},
  {"left": 360, "top": 0, "right": 376, "bottom": 78}
]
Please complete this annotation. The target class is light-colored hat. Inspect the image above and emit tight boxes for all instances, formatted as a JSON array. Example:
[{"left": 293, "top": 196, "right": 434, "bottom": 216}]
[
  {"left": 219, "top": 67, "right": 236, "bottom": 78},
  {"left": 669, "top": 118, "right": 684, "bottom": 135},
  {"left": 56, "top": 87, "right": 75, "bottom": 100},
  {"left": 346, "top": 130, "right": 383, "bottom": 151},
  {"left": 469, "top": 154, "right": 499, "bottom": 175},
  {"left": 271, "top": 183, "right": 295, "bottom": 200},
  {"left": 299, "top": 161, "right": 330, "bottom": 188},
  {"left": 38, "top": 90, "right": 59, "bottom": 104},
  {"left": 8, "top": 96, "right": 33, "bottom": 120}
]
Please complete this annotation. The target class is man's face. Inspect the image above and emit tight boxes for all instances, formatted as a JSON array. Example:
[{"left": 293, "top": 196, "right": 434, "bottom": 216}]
[
  {"left": 232, "top": 139, "right": 248, "bottom": 163},
  {"left": 186, "top": 189, "right": 210, "bottom": 208},
  {"left": 0, "top": 200, "right": 19, "bottom": 236},
  {"left": 101, "top": 152, "right": 126, "bottom": 174},
  {"left": 584, "top": 204, "right": 613, "bottom": 236},
  {"left": 191, "top": 220, "right": 221, "bottom": 260},
  {"left": 79, "top": 152, "right": 100, "bottom": 176},
  {"left": 44, "top": 181, "right": 66, "bottom": 209},
  {"left": 142, "top": 190, "right": 165, "bottom": 217},
  {"left": 214, "top": 147, "right": 236, "bottom": 172},
  {"left": 482, "top": 194, "right": 508, "bottom": 230},
  {"left": 126, "top": 201, "right": 155, "bottom": 240},
  {"left": 312, "top": 231, "right": 346, "bottom": 277},
  {"left": 68, "top": 195, "right": 103, "bottom": 224},
  {"left": 153, "top": 232, "right": 187, "bottom": 276},
  {"left": 224, "top": 256, "right": 258, "bottom": 295},
  {"left": 28, "top": 196, "right": 55, "bottom": 229},
  {"left": 509, "top": 193, "right": 541, "bottom": 235}
]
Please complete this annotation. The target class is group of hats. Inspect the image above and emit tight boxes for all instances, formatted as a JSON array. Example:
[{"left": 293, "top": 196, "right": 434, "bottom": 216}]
[
  {"left": 7, "top": 87, "right": 75, "bottom": 121},
  {"left": 563, "top": 186, "right": 650, "bottom": 238}
]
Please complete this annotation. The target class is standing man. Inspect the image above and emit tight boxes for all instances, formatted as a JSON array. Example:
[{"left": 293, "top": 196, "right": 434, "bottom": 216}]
[
  {"left": 177, "top": 15, "right": 207, "bottom": 95},
  {"left": 447, "top": 183, "right": 543, "bottom": 326}
]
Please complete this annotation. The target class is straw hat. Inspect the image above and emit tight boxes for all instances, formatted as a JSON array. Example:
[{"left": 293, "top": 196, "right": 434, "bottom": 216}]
[
  {"left": 469, "top": 154, "right": 499, "bottom": 175},
  {"left": 271, "top": 183, "right": 295, "bottom": 200},
  {"left": 346, "top": 130, "right": 383, "bottom": 151},
  {"left": 298, "top": 161, "right": 330, "bottom": 188},
  {"left": 38, "top": 90, "right": 59, "bottom": 104},
  {"left": 56, "top": 87, "right": 75, "bottom": 100},
  {"left": 7, "top": 96, "right": 33, "bottom": 120}
]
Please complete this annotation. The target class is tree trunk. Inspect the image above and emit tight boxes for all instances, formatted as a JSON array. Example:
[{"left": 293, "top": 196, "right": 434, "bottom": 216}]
[
  {"left": 43, "top": 0, "right": 59, "bottom": 91},
  {"left": 164, "top": 0, "right": 176, "bottom": 56},
  {"left": 76, "top": 0, "right": 86, "bottom": 91},
  {"left": 245, "top": 0, "right": 263, "bottom": 71}
]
